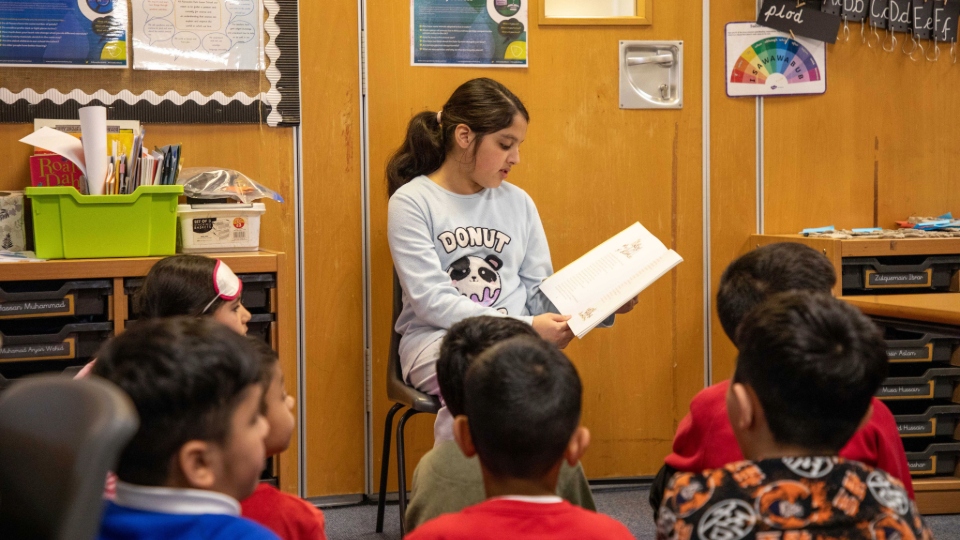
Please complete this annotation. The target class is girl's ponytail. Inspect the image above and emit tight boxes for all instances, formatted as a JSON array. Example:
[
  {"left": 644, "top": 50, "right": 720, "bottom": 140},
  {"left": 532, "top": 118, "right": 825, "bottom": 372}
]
[
  {"left": 386, "top": 111, "right": 445, "bottom": 197},
  {"left": 386, "top": 78, "right": 529, "bottom": 197}
]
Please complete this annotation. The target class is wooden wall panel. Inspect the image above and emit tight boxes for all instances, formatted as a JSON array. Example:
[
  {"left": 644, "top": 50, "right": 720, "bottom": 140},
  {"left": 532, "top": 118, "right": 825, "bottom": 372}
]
[
  {"left": 764, "top": 36, "right": 960, "bottom": 233},
  {"left": 708, "top": 5, "right": 758, "bottom": 383},
  {"left": 299, "top": 0, "right": 365, "bottom": 497},
  {"left": 367, "top": 0, "right": 705, "bottom": 486}
]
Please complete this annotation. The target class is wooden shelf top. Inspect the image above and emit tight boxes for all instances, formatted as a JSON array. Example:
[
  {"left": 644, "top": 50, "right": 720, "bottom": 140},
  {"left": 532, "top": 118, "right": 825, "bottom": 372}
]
[
  {"left": 755, "top": 234, "right": 960, "bottom": 258},
  {"left": 842, "top": 294, "right": 960, "bottom": 326},
  {"left": 913, "top": 476, "right": 960, "bottom": 491},
  {"left": 0, "top": 250, "right": 280, "bottom": 281}
]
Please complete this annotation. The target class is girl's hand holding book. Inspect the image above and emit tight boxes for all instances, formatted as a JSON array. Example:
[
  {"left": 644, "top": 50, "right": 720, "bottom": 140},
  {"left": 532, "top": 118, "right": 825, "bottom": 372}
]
[{"left": 533, "top": 313, "right": 575, "bottom": 349}]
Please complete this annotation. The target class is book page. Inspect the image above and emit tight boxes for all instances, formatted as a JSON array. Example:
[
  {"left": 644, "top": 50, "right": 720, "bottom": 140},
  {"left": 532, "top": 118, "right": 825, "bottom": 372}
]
[{"left": 540, "top": 222, "right": 682, "bottom": 338}]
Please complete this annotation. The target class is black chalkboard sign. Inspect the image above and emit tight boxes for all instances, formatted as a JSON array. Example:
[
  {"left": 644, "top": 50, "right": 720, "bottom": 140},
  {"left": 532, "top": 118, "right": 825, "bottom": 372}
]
[
  {"left": 913, "top": 0, "right": 934, "bottom": 39},
  {"left": 844, "top": 0, "right": 870, "bottom": 22},
  {"left": 824, "top": 0, "right": 843, "bottom": 15},
  {"left": 889, "top": 0, "right": 913, "bottom": 32},
  {"left": 935, "top": 0, "right": 960, "bottom": 41},
  {"left": 759, "top": 0, "right": 843, "bottom": 42},
  {"left": 870, "top": 0, "right": 891, "bottom": 28}
]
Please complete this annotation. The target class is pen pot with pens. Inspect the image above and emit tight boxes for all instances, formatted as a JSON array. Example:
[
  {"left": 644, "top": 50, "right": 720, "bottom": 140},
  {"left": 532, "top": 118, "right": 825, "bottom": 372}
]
[{"left": 20, "top": 106, "right": 183, "bottom": 259}]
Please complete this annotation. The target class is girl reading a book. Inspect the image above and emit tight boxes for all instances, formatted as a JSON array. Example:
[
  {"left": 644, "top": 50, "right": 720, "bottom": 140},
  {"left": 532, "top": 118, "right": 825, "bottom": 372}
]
[{"left": 386, "top": 78, "right": 638, "bottom": 442}]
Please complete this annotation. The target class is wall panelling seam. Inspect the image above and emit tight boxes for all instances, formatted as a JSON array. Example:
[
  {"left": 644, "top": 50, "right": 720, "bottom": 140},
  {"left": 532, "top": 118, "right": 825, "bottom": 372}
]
[
  {"left": 702, "top": 0, "right": 712, "bottom": 387},
  {"left": 358, "top": 0, "right": 375, "bottom": 497}
]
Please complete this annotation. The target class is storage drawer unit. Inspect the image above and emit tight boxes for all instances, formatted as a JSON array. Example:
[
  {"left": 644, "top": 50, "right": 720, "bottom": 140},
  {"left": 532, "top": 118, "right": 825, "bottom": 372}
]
[
  {"left": 872, "top": 318, "right": 960, "bottom": 364},
  {"left": 0, "top": 279, "right": 112, "bottom": 320},
  {"left": 877, "top": 367, "right": 960, "bottom": 401},
  {"left": 903, "top": 441, "right": 960, "bottom": 477},
  {"left": 0, "top": 321, "right": 113, "bottom": 379},
  {"left": 890, "top": 403, "right": 960, "bottom": 438},
  {"left": 842, "top": 256, "right": 960, "bottom": 295}
]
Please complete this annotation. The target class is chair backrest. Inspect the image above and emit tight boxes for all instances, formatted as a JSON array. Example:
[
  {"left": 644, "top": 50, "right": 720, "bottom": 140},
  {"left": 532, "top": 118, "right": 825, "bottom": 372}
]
[
  {"left": 386, "top": 272, "right": 441, "bottom": 413},
  {"left": 0, "top": 375, "right": 139, "bottom": 540}
]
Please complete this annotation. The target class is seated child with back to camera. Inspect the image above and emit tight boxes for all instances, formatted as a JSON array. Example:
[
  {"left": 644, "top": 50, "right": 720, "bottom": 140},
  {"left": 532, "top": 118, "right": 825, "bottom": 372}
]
[
  {"left": 407, "top": 334, "right": 634, "bottom": 540},
  {"left": 656, "top": 292, "right": 930, "bottom": 540},
  {"left": 649, "top": 242, "right": 913, "bottom": 517},
  {"left": 405, "top": 315, "right": 596, "bottom": 531}
]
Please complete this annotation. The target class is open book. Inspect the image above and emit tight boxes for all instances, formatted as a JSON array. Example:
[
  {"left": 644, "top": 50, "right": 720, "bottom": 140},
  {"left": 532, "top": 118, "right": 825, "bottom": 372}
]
[{"left": 540, "top": 222, "right": 683, "bottom": 338}]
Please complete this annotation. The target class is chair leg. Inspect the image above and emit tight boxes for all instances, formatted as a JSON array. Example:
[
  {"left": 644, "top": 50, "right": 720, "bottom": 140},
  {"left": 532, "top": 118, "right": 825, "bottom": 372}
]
[
  {"left": 396, "top": 408, "right": 421, "bottom": 538},
  {"left": 376, "top": 403, "right": 404, "bottom": 533}
]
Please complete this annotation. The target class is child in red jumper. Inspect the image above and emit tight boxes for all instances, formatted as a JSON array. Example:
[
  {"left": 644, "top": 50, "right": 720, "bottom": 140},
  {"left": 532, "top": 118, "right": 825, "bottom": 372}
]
[
  {"left": 407, "top": 336, "right": 633, "bottom": 540},
  {"left": 649, "top": 243, "right": 913, "bottom": 517},
  {"left": 241, "top": 339, "right": 326, "bottom": 540}
]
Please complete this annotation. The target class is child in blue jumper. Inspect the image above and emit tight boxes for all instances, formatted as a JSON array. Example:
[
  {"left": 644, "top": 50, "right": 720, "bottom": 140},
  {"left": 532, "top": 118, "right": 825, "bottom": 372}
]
[{"left": 94, "top": 317, "right": 277, "bottom": 540}]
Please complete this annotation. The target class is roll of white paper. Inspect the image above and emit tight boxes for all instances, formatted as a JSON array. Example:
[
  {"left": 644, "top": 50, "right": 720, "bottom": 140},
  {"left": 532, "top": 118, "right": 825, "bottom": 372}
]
[{"left": 79, "top": 106, "right": 108, "bottom": 195}]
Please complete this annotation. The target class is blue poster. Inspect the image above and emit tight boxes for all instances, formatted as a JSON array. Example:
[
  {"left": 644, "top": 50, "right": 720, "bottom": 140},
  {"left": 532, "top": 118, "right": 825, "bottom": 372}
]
[
  {"left": 0, "top": 0, "right": 128, "bottom": 67},
  {"left": 412, "top": 0, "right": 527, "bottom": 67}
]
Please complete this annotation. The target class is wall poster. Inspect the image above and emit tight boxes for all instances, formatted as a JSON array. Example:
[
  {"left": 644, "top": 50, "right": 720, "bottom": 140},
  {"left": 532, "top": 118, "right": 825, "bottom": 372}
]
[
  {"left": 412, "top": 0, "right": 527, "bottom": 67},
  {"left": 131, "top": 0, "right": 264, "bottom": 70},
  {"left": 0, "top": 0, "right": 128, "bottom": 68},
  {"left": 726, "top": 22, "right": 827, "bottom": 98}
]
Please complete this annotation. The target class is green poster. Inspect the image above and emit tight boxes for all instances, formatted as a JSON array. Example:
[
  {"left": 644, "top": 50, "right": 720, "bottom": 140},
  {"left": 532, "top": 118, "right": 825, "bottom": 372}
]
[{"left": 412, "top": 0, "right": 527, "bottom": 66}]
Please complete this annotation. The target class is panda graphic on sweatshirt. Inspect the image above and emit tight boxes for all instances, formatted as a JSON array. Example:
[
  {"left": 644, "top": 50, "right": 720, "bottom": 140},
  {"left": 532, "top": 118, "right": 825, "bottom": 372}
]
[{"left": 446, "top": 254, "right": 508, "bottom": 314}]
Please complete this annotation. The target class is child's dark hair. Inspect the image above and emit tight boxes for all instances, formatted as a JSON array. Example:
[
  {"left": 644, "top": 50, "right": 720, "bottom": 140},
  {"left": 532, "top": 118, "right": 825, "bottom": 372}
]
[
  {"left": 135, "top": 255, "right": 223, "bottom": 318},
  {"left": 92, "top": 316, "right": 262, "bottom": 486},
  {"left": 716, "top": 242, "right": 836, "bottom": 344},
  {"left": 438, "top": 316, "right": 538, "bottom": 417},
  {"left": 733, "top": 291, "right": 888, "bottom": 452},
  {"left": 386, "top": 78, "right": 529, "bottom": 196},
  {"left": 464, "top": 335, "right": 581, "bottom": 479},
  {"left": 248, "top": 337, "right": 280, "bottom": 412}
]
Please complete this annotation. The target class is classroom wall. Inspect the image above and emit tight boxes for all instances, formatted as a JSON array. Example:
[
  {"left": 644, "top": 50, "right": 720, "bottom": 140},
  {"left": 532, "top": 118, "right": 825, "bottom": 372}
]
[
  {"left": 367, "top": 0, "right": 706, "bottom": 487},
  {"left": 708, "top": 16, "right": 960, "bottom": 382}
]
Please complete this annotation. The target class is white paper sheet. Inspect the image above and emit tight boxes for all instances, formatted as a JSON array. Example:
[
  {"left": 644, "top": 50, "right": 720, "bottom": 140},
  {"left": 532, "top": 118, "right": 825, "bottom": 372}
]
[
  {"left": 19, "top": 128, "right": 87, "bottom": 176},
  {"left": 540, "top": 222, "right": 683, "bottom": 338},
  {"left": 79, "top": 106, "right": 108, "bottom": 195}
]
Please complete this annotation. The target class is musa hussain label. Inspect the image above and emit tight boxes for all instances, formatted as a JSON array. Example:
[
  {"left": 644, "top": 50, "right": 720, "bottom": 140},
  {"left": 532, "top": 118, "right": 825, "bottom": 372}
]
[{"left": 878, "top": 383, "right": 931, "bottom": 398}]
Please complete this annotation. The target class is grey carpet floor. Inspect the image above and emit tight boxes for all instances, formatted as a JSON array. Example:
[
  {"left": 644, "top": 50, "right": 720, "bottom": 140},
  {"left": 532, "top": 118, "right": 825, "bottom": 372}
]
[{"left": 322, "top": 486, "right": 960, "bottom": 539}]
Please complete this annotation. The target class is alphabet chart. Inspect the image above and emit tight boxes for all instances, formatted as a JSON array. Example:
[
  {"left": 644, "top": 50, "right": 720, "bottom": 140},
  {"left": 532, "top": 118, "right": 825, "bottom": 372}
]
[
  {"left": 131, "top": 0, "right": 264, "bottom": 70},
  {"left": 726, "top": 22, "right": 827, "bottom": 97}
]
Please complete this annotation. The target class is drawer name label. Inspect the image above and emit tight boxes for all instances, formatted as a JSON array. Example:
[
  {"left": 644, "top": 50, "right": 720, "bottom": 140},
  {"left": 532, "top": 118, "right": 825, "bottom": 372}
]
[
  {"left": 0, "top": 342, "right": 73, "bottom": 361},
  {"left": 868, "top": 272, "right": 929, "bottom": 286},
  {"left": 878, "top": 384, "right": 931, "bottom": 398},
  {"left": 0, "top": 298, "right": 71, "bottom": 316},
  {"left": 897, "top": 421, "right": 934, "bottom": 436},
  {"left": 887, "top": 347, "right": 930, "bottom": 360}
]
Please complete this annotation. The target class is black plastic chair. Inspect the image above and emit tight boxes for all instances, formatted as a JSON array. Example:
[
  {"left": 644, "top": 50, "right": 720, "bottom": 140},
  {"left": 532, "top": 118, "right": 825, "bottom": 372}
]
[
  {"left": 0, "top": 375, "right": 139, "bottom": 540},
  {"left": 375, "top": 272, "right": 442, "bottom": 537}
]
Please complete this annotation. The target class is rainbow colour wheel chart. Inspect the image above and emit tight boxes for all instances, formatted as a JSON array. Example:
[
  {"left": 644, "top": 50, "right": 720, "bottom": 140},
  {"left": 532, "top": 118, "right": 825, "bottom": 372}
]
[{"left": 730, "top": 37, "right": 820, "bottom": 88}]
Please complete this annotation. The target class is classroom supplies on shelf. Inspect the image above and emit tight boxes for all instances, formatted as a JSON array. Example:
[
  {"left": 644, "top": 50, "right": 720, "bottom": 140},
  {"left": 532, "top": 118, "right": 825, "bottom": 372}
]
[
  {"left": 177, "top": 202, "right": 266, "bottom": 254},
  {"left": 20, "top": 112, "right": 183, "bottom": 196},
  {"left": 179, "top": 168, "right": 285, "bottom": 203},
  {"left": 24, "top": 185, "right": 183, "bottom": 259}
]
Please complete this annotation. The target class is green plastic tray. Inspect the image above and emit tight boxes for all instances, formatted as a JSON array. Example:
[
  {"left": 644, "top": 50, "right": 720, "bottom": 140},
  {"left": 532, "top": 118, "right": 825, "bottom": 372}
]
[{"left": 25, "top": 186, "right": 183, "bottom": 259}]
